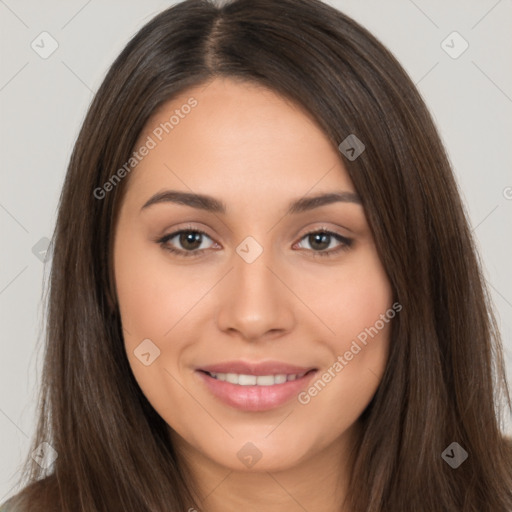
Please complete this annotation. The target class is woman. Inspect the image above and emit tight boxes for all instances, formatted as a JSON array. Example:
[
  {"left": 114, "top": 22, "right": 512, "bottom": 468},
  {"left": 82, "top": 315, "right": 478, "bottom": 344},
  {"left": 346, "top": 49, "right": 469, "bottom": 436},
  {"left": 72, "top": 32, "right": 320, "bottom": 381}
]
[{"left": 2, "top": 0, "right": 511, "bottom": 510}]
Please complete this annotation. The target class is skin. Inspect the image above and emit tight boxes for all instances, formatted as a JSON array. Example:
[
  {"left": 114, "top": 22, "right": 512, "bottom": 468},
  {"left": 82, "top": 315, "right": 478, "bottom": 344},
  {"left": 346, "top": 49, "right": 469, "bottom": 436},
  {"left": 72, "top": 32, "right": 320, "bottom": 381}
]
[{"left": 113, "top": 77, "right": 393, "bottom": 512}]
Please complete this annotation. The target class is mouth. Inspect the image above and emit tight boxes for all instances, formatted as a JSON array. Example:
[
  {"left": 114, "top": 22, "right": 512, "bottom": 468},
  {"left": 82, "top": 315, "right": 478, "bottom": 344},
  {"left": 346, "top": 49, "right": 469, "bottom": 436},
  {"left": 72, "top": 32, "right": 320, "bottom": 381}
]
[
  {"left": 198, "top": 368, "right": 316, "bottom": 386},
  {"left": 194, "top": 365, "right": 318, "bottom": 412}
]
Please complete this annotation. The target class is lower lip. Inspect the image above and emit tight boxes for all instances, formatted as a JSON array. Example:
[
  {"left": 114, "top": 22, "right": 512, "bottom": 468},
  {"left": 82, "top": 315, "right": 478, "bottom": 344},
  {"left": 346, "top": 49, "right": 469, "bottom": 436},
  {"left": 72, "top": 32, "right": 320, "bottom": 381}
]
[{"left": 196, "top": 370, "right": 317, "bottom": 412}]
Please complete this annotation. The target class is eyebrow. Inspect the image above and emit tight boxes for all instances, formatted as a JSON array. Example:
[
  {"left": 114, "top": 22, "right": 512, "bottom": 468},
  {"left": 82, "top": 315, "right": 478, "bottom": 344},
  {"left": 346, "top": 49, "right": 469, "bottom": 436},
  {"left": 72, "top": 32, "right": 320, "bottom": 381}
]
[{"left": 141, "top": 189, "right": 362, "bottom": 215}]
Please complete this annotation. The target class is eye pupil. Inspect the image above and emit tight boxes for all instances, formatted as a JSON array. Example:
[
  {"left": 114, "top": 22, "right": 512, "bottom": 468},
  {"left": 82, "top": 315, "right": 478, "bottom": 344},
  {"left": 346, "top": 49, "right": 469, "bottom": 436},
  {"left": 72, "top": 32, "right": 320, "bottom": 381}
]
[
  {"left": 180, "top": 232, "right": 202, "bottom": 250},
  {"left": 310, "top": 233, "right": 330, "bottom": 251}
]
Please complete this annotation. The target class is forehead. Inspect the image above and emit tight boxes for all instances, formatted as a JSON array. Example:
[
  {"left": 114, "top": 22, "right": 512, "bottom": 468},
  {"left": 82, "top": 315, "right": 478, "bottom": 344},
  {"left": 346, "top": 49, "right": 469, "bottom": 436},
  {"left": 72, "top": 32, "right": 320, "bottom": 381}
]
[{"left": 124, "top": 77, "right": 355, "bottom": 205}]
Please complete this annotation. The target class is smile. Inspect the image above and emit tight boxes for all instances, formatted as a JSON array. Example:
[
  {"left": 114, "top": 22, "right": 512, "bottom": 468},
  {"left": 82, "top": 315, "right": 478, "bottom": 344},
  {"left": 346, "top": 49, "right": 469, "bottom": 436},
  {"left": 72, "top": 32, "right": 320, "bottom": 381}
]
[
  {"left": 205, "top": 370, "right": 312, "bottom": 386},
  {"left": 196, "top": 368, "right": 318, "bottom": 411}
]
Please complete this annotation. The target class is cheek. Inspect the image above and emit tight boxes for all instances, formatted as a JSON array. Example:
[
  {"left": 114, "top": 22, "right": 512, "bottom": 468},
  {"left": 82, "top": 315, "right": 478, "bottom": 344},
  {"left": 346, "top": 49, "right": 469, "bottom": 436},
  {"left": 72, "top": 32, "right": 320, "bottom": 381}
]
[
  {"left": 297, "top": 250, "right": 393, "bottom": 421},
  {"left": 315, "top": 248, "right": 393, "bottom": 344},
  {"left": 113, "top": 230, "right": 184, "bottom": 396},
  {"left": 114, "top": 230, "right": 223, "bottom": 416},
  {"left": 114, "top": 232, "right": 202, "bottom": 338},
  {"left": 302, "top": 251, "right": 396, "bottom": 404}
]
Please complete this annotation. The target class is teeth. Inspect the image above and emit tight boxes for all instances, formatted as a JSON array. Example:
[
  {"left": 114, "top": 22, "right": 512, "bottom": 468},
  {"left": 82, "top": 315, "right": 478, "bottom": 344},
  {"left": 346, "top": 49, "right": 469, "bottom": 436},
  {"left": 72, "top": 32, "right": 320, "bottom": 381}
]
[
  {"left": 225, "top": 373, "right": 239, "bottom": 384},
  {"left": 208, "top": 371, "right": 308, "bottom": 385},
  {"left": 255, "top": 375, "right": 274, "bottom": 386},
  {"left": 273, "top": 374, "right": 287, "bottom": 384},
  {"left": 238, "top": 374, "right": 257, "bottom": 385}
]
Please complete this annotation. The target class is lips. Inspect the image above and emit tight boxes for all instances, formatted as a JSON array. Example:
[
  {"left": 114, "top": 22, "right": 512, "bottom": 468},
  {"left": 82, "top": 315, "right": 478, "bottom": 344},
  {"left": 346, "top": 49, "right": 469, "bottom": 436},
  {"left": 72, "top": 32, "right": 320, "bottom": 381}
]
[{"left": 194, "top": 360, "right": 318, "bottom": 411}]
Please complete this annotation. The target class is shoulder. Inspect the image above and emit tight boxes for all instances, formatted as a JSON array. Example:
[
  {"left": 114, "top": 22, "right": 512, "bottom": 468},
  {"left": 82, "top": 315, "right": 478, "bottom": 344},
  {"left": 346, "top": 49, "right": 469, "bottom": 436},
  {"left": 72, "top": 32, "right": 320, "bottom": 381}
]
[
  {"left": 0, "top": 494, "right": 20, "bottom": 512},
  {"left": 0, "top": 499, "right": 17, "bottom": 512},
  {"left": 1, "top": 493, "right": 25, "bottom": 512},
  {"left": 0, "top": 474, "right": 59, "bottom": 512}
]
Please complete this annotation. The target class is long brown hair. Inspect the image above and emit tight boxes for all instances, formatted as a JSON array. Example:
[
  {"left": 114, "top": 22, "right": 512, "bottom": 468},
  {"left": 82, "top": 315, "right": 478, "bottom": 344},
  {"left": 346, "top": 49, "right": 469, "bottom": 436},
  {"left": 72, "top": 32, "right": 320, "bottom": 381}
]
[{"left": 3, "top": 0, "right": 511, "bottom": 510}]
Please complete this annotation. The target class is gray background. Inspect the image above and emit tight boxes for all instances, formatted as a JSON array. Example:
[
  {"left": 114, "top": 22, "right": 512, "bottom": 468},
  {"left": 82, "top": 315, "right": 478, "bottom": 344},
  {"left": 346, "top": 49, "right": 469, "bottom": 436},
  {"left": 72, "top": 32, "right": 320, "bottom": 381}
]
[{"left": 1, "top": 0, "right": 511, "bottom": 501}]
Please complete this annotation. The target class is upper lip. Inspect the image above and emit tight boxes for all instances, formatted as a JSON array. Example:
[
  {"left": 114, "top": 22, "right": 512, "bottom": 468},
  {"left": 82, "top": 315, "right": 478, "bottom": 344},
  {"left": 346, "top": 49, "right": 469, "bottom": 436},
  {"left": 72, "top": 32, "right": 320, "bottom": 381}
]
[{"left": 197, "top": 360, "right": 317, "bottom": 376}]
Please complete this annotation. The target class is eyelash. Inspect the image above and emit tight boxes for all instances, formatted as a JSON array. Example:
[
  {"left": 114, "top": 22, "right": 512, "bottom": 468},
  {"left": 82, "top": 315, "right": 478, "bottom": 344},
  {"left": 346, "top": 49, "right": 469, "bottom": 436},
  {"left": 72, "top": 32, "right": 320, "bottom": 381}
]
[{"left": 156, "top": 225, "right": 353, "bottom": 259}]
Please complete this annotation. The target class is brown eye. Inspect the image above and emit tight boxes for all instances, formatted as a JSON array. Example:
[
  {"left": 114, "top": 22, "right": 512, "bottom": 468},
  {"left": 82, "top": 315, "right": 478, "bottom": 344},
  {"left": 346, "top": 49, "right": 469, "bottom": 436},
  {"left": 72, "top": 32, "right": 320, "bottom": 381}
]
[
  {"left": 157, "top": 227, "right": 352, "bottom": 259},
  {"left": 177, "top": 231, "right": 203, "bottom": 251},
  {"left": 158, "top": 229, "right": 215, "bottom": 257},
  {"left": 295, "top": 230, "right": 353, "bottom": 258},
  {"left": 307, "top": 232, "right": 331, "bottom": 251}
]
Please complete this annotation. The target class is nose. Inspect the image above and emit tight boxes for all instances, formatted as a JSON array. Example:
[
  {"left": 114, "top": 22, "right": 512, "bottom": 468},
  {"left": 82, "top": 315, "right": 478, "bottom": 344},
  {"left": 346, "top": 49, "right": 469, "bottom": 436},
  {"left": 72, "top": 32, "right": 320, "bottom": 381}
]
[{"left": 215, "top": 243, "right": 296, "bottom": 343}]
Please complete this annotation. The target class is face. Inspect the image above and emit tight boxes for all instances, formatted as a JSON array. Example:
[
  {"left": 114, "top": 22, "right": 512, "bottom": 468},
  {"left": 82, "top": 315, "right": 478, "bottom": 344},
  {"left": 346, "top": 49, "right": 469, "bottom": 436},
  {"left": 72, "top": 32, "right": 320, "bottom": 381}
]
[{"left": 113, "top": 77, "right": 394, "bottom": 474}]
